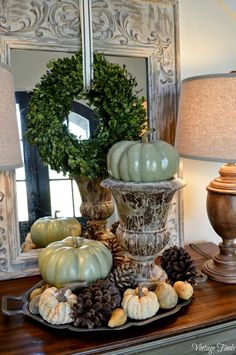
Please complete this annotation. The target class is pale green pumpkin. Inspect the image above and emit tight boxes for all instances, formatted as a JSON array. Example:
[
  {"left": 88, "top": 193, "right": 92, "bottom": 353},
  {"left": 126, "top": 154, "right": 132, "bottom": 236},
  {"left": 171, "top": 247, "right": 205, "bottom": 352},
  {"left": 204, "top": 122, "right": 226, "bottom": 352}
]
[
  {"left": 38, "top": 236, "right": 113, "bottom": 287},
  {"left": 30, "top": 212, "right": 82, "bottom": 248},
  {"left": 107, "top": 131, "right": 179, "bottom": 182}
]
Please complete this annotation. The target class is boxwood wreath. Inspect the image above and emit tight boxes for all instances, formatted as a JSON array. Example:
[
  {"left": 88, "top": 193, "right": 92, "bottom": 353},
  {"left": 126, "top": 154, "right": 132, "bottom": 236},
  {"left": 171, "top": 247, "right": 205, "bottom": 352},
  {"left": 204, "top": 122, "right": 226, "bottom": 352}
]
[{"left": 26, "top": 51, "right": 147, "bottom": 179}]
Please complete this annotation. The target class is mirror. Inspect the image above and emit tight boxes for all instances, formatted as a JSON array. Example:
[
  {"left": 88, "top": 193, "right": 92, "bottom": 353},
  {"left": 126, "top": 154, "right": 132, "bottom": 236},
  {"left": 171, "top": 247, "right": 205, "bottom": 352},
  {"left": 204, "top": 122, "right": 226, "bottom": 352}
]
[
  {"left": 12, "top": 49, "right": 147, "bottom": 247},
  {"left": 0, "top": 0, "right": 181, "bottom": 279}
]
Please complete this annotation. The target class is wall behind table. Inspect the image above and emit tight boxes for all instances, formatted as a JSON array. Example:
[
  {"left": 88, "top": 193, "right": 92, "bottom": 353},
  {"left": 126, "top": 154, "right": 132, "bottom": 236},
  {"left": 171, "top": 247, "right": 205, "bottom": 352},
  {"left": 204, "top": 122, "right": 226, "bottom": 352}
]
[{"left": 179, "top": 0, "right": 236, "bottom": 244}]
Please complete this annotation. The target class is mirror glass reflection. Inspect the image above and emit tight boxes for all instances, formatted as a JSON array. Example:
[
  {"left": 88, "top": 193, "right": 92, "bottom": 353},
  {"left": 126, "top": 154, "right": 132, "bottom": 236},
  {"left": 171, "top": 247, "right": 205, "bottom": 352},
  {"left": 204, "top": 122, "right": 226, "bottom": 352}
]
[{"left": 11, "top": 49, "right": 147, "bottom": 248}]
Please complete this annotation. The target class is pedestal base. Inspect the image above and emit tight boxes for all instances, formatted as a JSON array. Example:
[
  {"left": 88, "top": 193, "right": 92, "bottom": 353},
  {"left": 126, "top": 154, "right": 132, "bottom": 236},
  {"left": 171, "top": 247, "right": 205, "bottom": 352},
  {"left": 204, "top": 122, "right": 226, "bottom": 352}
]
[
  {"left": 202, "top": 253, "right": 236, "bottom": 283},
  {"left": 129, "top": 260, "right": 167, "bottom": 289},
  {"left": 101, "top": 177, "right": 185, "bottom": 288}
]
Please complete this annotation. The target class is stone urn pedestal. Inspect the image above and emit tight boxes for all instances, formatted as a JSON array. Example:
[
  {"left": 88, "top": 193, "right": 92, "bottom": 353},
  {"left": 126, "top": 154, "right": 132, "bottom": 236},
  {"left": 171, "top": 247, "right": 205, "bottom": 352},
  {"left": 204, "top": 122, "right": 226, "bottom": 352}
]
[
  {"left": 72, "top": 176, "right": 115, "bottom": 241},
  {"left": 101, "top": 177, "right": 185, "bottom": 288}
]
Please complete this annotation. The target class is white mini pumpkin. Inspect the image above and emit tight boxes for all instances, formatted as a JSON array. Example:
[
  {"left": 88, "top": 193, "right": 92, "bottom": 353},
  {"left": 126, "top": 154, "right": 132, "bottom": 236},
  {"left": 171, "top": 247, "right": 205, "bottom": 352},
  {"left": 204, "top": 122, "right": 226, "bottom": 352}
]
[
  {"left": 121, "top": 285, "right": 159, "bottom": 320},
  {"left": 38, "top": 287, "right": 77, "bottom": 325}
]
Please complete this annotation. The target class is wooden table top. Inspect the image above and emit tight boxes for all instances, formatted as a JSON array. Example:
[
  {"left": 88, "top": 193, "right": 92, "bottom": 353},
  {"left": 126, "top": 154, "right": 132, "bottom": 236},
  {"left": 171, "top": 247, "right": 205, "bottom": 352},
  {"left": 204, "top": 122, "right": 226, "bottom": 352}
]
[{"left": 1, "top": 242, "right": 236, "bottom": 355}]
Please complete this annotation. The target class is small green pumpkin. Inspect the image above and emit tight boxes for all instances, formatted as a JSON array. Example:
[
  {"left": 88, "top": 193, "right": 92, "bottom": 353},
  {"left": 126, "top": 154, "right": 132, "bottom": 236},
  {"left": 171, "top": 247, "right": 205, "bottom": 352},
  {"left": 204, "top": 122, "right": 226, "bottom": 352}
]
[
  {"left": 38, "top": 236, "right": 113, "bottom": 287},
  {"left": 30, "top": 211, "right": 82, "bottom": 248},
  {"left": 107, "top": 130, "right": 179, "bottom": 182}
]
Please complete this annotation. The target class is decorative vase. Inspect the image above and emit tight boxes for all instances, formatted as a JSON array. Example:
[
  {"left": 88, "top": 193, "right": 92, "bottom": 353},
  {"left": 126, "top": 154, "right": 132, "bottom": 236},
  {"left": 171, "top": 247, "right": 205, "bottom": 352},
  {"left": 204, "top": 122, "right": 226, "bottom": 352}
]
[
  {"left": 101, "top": 177, "right": 186, "bottom": 288},
  {"left": 72, "top": 176, "right": 115, "bottom": 241}
]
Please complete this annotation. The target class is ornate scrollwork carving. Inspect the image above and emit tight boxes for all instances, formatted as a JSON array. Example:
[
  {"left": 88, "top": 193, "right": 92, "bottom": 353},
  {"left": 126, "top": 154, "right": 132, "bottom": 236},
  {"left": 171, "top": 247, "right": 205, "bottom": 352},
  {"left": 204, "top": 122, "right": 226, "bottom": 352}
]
[
  {"left": 0, "top": 191, "right": 4, "bottom": 202},
  {"left": 0, "top": 0, "right": 80, "bottom": 38},
  {"left": 0, "top": 227, "right": 7, "bottom": 272},
  {"left": 0, "top": 0, "right": 174, "bottom": 84},
  {"left": 92, "top": 1, "right": 169, "bottom": 44},
  {"left": 92, "top": 0, "right": 174, "bottom": 83}
]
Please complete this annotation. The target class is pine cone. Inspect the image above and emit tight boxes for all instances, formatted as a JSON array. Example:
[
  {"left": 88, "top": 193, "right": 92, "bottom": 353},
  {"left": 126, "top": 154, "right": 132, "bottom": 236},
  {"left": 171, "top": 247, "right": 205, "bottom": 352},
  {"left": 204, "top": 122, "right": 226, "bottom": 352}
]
[
  {"left": 84, "top": 220, "right": 117, "bottom": 242},
  {"left": 110, "top": 221, "right": 119, "bottom": 235},
  {"left": 83, "top": 220, "right": 128, "bottom": 268},
  {"left": 161, "top": 246, "right": 198, "bottom": 285},
  {"left": 83, "top": 220, "right": 102, "bottom": 240},
  {"left": 72, "top": 279, "right": 121, "bottom": 329},
  {"left": 108, "top": 262, "right": 137, "bottom": 291},
  {"left": 103, "top": 235, "right": 129, "bottom": 268}
]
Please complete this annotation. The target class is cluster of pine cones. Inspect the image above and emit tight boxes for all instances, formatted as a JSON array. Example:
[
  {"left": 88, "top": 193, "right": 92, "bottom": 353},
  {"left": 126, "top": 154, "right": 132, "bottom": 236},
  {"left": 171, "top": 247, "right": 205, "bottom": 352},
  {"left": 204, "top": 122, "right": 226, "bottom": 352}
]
[
  {"left": 72, "top": 263, "right": 137, "bottom": 329},
  {"left": 72, "top": 219, "right": 198, "bottom": 329}
]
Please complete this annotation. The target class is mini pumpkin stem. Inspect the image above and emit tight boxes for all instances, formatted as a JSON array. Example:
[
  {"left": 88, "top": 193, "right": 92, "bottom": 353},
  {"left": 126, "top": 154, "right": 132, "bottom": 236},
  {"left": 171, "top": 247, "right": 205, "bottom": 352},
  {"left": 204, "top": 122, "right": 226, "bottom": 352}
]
[
  {"left": 55, "top": 288, "right": 69, "bottom": 302},
  {"left": 141, "top": 128, "right": 155, "bottom": 143},
  {"left": 54, "top": 210, "right": 60, "bottom": 219},
  {"left": 137, "top": 284, "right": 144, "bottom": 298}
]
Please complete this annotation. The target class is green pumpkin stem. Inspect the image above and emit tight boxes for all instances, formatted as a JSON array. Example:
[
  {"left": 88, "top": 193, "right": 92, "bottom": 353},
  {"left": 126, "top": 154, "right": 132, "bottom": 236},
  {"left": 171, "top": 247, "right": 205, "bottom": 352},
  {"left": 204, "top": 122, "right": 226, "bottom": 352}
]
[
  {"left": 72, "top": 236, "right": 83, "bottom": 248},
  {"left": 141, "top": 128, "right": 155, "bottom": 143}
]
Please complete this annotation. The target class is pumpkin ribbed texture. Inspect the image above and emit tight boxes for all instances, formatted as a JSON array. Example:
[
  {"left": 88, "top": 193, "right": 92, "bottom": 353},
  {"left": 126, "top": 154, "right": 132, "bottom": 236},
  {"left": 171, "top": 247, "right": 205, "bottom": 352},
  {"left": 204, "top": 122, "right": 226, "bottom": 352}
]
[
  {"left": 30, "top": 216, "right": 81, "bottom": 248},
  {"left": 38, "top": 236, "right": 113, "bottom": 287},
  {"left": 107, "top": 139, "right": 179, "bottom": 182},
  {"left": 121, "top": 286, "right": 159, "bottom": 320}
]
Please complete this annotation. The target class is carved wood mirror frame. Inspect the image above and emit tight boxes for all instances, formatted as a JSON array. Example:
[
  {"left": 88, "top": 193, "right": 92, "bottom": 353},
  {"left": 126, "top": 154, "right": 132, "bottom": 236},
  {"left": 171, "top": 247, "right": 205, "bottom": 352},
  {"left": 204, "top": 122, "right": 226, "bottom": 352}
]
[{"left": 0, "top": 0, "right": 182, "bottom": 280}]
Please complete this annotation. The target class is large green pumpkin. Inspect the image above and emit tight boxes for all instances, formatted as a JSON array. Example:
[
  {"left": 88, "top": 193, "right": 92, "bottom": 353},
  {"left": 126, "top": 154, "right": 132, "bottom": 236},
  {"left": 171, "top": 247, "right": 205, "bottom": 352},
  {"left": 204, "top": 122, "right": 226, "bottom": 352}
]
[
  {"left": 38, "top": 236, "right": 113, "bottom": 287},
  {"left": 107, "top": 131, "right": 179, "bottom": 182},
  {"left": 30, "top": 213, "right": 82, "bottom": 248}
]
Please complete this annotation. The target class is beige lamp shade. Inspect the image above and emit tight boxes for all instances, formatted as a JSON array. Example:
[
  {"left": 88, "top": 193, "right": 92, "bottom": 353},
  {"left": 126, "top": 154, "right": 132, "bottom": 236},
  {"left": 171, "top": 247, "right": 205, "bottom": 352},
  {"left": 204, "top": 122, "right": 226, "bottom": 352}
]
[
  {"left": 175, "top": 73, "right": 236, "bottom": 162},
  {"left": 0, "top": 63, "right": 23, "bottom": 170}
]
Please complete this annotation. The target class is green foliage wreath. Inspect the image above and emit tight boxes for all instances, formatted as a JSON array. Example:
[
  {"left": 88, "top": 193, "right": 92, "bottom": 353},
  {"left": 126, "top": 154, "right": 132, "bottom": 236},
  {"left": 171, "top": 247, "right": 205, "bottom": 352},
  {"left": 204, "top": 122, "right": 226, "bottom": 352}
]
[{"left": 26, "top": 51, "right": 147, "bottom": 179}]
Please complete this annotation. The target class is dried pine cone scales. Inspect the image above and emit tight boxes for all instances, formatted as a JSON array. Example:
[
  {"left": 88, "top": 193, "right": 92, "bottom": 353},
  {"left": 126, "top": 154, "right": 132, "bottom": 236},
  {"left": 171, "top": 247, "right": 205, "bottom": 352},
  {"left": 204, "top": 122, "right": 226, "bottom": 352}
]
[
  {"left": 161, "top": 246, "right": 198, "bottom": 285},
  {"left": 109, "top": 263, "right": 137, "bottom": 291},
  {"left": 72, "top": 279, "right": 121, "bottom": 329}
]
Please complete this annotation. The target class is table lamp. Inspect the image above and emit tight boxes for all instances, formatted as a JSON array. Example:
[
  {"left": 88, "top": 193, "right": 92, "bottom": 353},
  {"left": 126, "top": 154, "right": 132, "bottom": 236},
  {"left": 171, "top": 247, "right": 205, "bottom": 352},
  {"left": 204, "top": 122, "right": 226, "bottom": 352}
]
[
  {"left": 175, "top": 73, "right": 236, "bottom": 283},
  {"left": 0, "top": 62, "right": 22, "bottom": 171}
]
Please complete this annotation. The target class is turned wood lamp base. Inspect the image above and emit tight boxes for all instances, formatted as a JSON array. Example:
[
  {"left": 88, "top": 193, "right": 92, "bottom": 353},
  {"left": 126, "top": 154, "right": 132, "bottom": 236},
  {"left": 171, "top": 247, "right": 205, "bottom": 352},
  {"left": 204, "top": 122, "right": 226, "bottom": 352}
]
[
  {"left": 202, "top": 163, "right": 236, "bottom": 283},
  {"left": 203, "top": 255, "right": 236, "bottom": 283}
]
